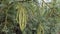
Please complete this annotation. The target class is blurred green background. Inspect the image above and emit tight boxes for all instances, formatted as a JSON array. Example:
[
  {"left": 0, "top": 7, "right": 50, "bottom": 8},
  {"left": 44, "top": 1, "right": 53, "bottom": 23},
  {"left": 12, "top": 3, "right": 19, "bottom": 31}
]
[{"left": 0, "top": 0, "right": 60, "bottom": 34}]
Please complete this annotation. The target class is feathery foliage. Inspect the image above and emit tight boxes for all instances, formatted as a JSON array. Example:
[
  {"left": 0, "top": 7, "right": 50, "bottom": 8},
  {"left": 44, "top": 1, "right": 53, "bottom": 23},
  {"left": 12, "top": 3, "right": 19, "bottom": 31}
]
[{"left": 0, "top": 0, "right": 60, "bottom": 34}]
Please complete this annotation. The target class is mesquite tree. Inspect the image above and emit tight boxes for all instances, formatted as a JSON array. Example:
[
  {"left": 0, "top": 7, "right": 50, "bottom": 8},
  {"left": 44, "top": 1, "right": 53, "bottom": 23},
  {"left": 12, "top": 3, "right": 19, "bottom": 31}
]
[{"left": 0, "top": 0, "right": 60, "bottom": 34}]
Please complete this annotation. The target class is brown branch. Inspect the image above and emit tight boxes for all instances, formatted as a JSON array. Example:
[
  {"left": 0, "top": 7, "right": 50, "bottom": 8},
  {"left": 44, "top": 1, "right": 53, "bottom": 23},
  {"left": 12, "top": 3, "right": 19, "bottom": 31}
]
[{"left": 42, "top": 0, "right": 52, "bottom": 9}]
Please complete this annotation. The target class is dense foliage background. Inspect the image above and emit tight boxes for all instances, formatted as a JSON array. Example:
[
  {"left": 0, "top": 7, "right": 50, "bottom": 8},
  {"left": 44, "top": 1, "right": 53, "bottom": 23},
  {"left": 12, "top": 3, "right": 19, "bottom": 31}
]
[{"left": 0, "top": 0, "right": 60, "bottom": 34}]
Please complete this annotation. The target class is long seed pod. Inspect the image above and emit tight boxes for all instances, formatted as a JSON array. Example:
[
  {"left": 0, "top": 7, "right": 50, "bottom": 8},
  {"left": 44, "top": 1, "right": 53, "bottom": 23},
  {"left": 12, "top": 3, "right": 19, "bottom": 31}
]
[
  {"left": 17, "top": 3, "right": 28, "bottom": 31},
  {"left": 37, "top": 24, "right": 44, "bottom": 34}
]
